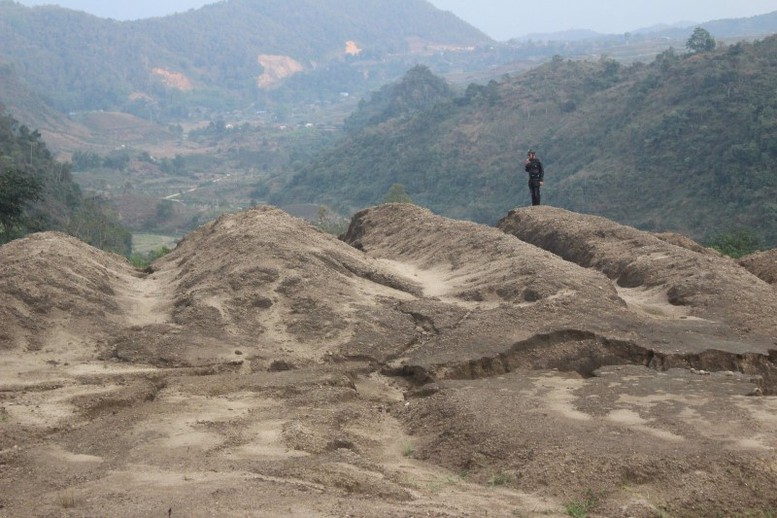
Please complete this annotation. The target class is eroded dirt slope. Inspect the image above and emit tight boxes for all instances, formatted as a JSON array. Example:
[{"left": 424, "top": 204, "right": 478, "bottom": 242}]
[
  {"left": 1, "top": 205, "right": 776, "bottom": 517},
  {"left": 110, "top": 206, "right": 423, "bottom": 368},
  {"left": 739, "top": 249, "right": 777, "bottom": 286},
  {"left": 498, "top": 206, "right": 777, "bottom": 341}
]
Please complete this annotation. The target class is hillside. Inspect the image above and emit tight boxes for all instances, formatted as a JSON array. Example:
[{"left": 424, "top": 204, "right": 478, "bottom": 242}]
[
  {"left": 0, "top": 0, "right": 491, "bottom": 115},
  {"left": 0, "top": 64, "right": 86, "bottom": 142},
  {"left": 0, "top": 104, "right": 131, "bottom": 252},
  {"left": 645, "top": 10, "right": 777, "bottom": 40},
  {"left": 1, "top": 204, "right": 776, "bottom": 516},
  {"left": 3, "top": 3, "right": 777, "bottom": 246},
  {"left": 5, "top": 0, "right": 776, "bottom": 128},
  {"left": 274, "top": 35, "right": 777, "bottom": 248}
]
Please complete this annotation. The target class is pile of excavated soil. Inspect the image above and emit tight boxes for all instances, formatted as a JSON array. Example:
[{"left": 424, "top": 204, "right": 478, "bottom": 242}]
[
  {"left": 498, "top": 206, "right": 777, "bottom": 340},
  {"left": 1, "top": 204, "right": 776, "bottom": 517},
  {"left": 739, "top": 249, "right": 777, "bottom": 286}
]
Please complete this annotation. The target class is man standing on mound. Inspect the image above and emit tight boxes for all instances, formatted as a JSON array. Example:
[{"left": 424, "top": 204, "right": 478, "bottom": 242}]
[{"left": 524, "top": 149, "right": 544, "bottom": 206}]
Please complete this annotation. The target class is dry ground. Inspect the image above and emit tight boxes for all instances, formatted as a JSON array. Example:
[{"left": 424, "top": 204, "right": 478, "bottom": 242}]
[
  {"left": 739, "top": 249, "right": 777, "bottom": 286},
  {"left": 1, "top": 204, "right": 776, "bottom": 517}
]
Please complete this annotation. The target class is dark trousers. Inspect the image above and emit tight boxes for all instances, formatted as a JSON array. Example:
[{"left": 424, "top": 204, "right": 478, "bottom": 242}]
[{"left": 529, "top": 182, "right": 541, "bottom": 206}]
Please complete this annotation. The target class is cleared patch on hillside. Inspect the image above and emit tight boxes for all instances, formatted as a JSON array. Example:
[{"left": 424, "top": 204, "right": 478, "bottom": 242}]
[{"left": 257, "top": 54, "right": 304, "bottom": 89}]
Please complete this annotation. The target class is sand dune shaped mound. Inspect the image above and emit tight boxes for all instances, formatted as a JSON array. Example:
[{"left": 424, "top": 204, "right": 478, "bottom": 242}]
[
  {"left": 111, "top": 206, "right": 426, "bottom": 367},
  {"left": 344, "top": 203, "right": 619, "bottom": 306},
  {"left": 342, "top": 204, "right": 657, "bottom": 374},
  {"left": 2, "top": 204, "right": 777, "bottom": 517},
  {"left": 0, "top": 232, "right": 138, "bottom": 351},
  {"left": 343, "top": 205, "right": 777, "bottom": 375},
  {"left": 739, "top": 249, "right": 777, "bottom": 286},
  {"left": 498, "top": 206, "right": 777, "bottom": 341}
]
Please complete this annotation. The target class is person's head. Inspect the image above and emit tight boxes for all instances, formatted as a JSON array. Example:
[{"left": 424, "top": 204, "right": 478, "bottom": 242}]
[{"left": 527, "top": 149, "right": 535, "bottom": 158}]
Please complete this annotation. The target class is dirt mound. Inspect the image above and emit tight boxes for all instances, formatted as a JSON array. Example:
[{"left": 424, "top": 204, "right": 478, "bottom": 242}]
[
  {"left": 347, "top": 205, "right": 777, "bottom": 378},
  {"left": 143, "top": 205, "right": 421, "bottom": 367},
  {"left": 497, "top": 206, "right": 777, "bottom": 340},
  {"left": 652, "top": 231, "right": 721, "bottom": 256},
  {"left": 739, "top": 249, "right": 777, "bottom": 285},
  {"left": 2, "top": 204, "right": 777, "bottom": 517},
  {"left": 0, "top": 232, "right": 137, "bottom": 351},
  {"left": 343, "top": 204, "right": 650, "bottom": 376}
]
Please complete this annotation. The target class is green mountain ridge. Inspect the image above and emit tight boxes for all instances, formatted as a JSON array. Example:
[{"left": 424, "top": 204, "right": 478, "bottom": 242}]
[
  {"left": 2, "top": 1, "right": 777, "bottom": 251},
  {"left": 273, "top": 37, "right": 777, "bottom": 248},
  {"left": 4, "top": 0, "right": 776, "bottom": 124},
  {"left": 644, "top": 11, "right": 777, "bottom": 40},
  {"left": 520, "top": 10, "right": 777, "bottom": 42},
  {"left": 0, "top": 0, "right": 490, "bottom": 115}
]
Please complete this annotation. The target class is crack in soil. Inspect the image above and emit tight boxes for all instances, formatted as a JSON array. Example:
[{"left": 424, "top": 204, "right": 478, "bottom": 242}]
[{"left": 385, "top": 329, "right": 777, "bottom": 395}]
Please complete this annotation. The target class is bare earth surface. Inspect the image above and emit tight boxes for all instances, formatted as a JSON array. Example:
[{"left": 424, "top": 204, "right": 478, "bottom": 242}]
[
  {"left": 739, "top": 249, "right": 777, "bottom": 286},
  {"left": 1, "top": 204, "right": 776, "bottom": 517}
]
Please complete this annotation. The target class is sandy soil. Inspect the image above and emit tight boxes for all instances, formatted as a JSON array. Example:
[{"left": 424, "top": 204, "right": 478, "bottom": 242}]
[
  {"left": 740, "top": 249, "right": 777, "bottom": 286},
  {"left": 1, "top": 204, "right": 776, "bottom": 517}
]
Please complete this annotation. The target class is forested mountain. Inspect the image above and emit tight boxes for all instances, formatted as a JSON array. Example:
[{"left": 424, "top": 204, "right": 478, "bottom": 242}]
[
  {"left": 0, "top": 63, "right": 91, "bottom": 147},
  {"left": 643, "top": 10, "right": 777, "bottom": 40},
  {"left": 3, "top": 0, "right": 777, "bottom": 251},
  {"left": 0, "top": 104, "right": 131, "bottom": 252},
  {"left": 523, "top": 10, "right": 777, "bottom": 43},
  {"left": 343, "top": 65, "right": 455, "bottom": 132},
  {"left": 273, "top": 36, "right": 777, "bottom": 248},
  {"left": 0, "top": 0, "right": 490, "bottom": 116},
  {"left": 2, "top": 0, "right": 776, "bottom": 129}
]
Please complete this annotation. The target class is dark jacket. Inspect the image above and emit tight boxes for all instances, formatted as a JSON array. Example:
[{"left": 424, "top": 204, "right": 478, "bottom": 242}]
[{"left": 525, "top": 157, "right": 544, "bottom": 184}]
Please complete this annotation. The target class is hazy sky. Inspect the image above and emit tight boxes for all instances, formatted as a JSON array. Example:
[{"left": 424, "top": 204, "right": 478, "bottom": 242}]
[{"left": 14, "top": 0, "right": 777, "bottom": 40}]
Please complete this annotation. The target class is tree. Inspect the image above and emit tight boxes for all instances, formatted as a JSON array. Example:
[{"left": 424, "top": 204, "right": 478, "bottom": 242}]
[
  {"left": 103, "top": 150, "right": 131, "bottom": 171},
  {"left": 383, "top": 183, "right": 413, "bottom": 204},
  {"left": 68, "top": 197, "right": 132, "bottom": 255},
  {"left": 72, "top": 150, "right": 103, "bottom": 170},
  {"left": 315, "top": 206, "right": 349, "bottom": 236},
  {"left": 154, "top": 200, "right": 175, "bottom": 223},
  {"left": 1, "top": 107, "right": 131, "bottom": 250},
  {"left": 0, "top": 168, "right": 41, "bottom": 237},
  {"left": 686, "top": 27, "right": 716, "bottom": 53},
  {"left": 707, "top": 231, "right": 761, "bottom": 259}
]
